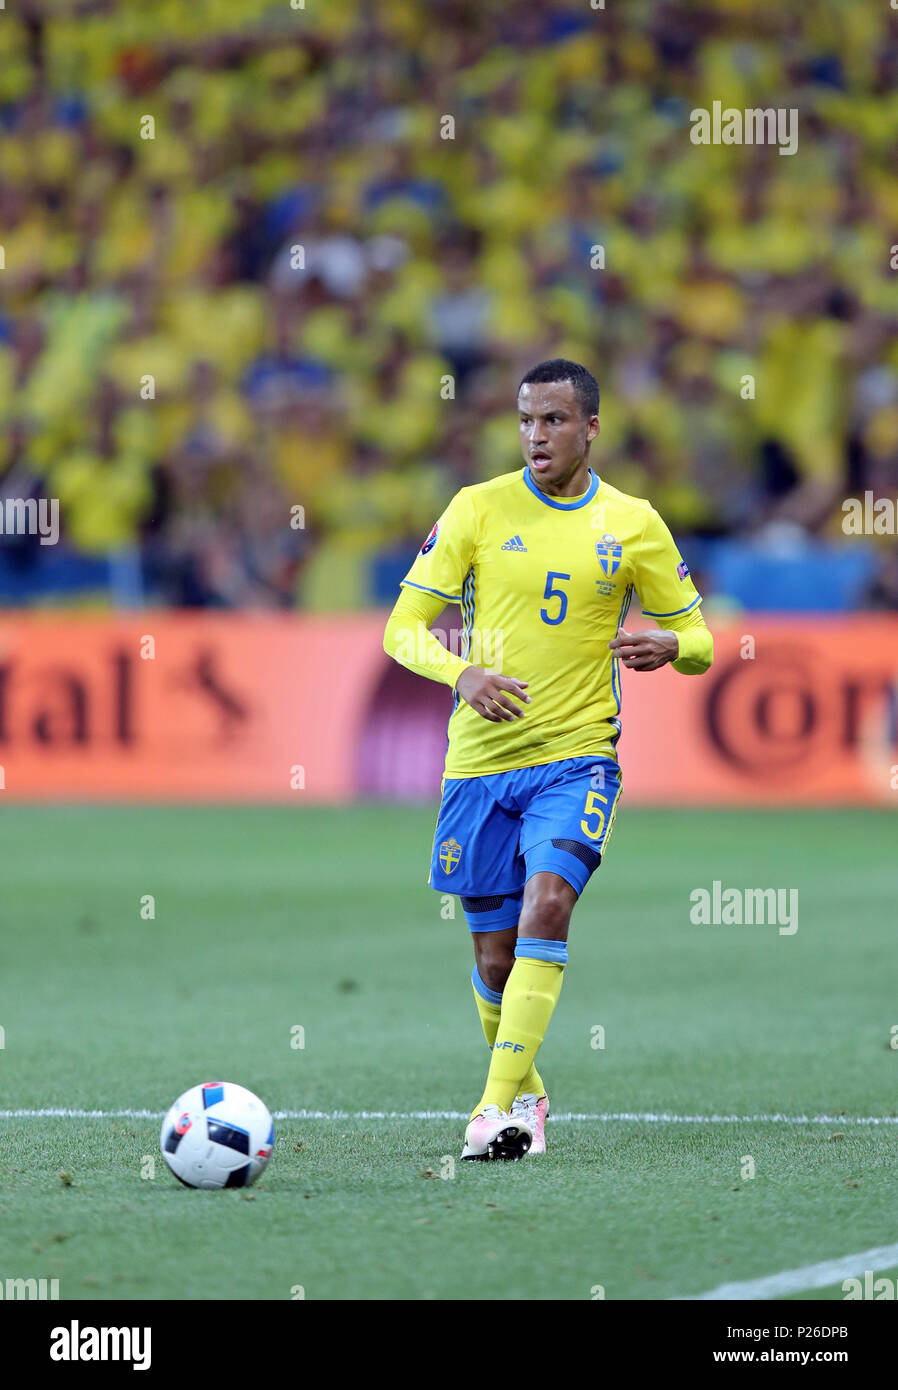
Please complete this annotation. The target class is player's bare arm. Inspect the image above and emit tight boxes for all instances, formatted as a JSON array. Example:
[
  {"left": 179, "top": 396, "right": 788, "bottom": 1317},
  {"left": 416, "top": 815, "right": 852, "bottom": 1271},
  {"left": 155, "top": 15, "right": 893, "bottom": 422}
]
[
  {"left": 455, "top": 667, "right": 530, "bottom": 722},
  {"left": 607, "top": 626, "right": 679, "bottom": 671}
]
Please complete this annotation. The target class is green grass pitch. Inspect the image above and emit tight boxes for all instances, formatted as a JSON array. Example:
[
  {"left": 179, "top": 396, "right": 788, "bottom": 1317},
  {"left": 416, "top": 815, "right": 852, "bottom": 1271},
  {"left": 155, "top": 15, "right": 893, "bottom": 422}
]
[{"left": 0, "top": 803, "right": 894, "bottom": 1301}]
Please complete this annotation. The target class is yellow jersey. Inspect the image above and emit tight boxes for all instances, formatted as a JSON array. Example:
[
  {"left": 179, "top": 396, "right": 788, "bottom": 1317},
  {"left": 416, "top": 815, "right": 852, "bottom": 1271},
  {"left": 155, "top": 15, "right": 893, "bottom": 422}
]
[{"left": 387, "top": 466, "right": 711, "bottom": 778}]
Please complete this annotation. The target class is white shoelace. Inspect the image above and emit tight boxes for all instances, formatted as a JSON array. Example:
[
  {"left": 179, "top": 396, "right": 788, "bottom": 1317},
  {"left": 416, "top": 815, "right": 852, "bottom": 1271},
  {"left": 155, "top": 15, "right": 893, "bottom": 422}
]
[{"left": 512, "top": 1094, "right": 540, "bottom": 1123}]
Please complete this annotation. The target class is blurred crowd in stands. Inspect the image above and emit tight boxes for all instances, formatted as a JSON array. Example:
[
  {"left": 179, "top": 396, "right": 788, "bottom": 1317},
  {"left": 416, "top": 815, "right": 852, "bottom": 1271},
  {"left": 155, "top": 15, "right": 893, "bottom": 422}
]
[{"left": 1, "top": 0, "right": 897, "bottom": 611}]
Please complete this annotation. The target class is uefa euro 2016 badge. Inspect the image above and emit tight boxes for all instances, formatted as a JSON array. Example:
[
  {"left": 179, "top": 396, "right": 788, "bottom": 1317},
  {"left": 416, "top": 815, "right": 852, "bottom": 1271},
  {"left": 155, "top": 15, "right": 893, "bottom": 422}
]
[
  {"left": 420, "top": 522, "right": 439, "bottom": 555},
  {"left": 595, "top": 533, "right": 622, "bottom": 577},
  {"left": 439, "top": 837, "right": 462, "bottom": 874}
]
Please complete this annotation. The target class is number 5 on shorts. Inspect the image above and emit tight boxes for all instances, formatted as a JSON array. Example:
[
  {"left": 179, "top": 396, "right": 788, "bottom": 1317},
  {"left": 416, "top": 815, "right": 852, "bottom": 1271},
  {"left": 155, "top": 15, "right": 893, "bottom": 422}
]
[{"left": 580, "top": 788, "right": 609, "bottom": 841}]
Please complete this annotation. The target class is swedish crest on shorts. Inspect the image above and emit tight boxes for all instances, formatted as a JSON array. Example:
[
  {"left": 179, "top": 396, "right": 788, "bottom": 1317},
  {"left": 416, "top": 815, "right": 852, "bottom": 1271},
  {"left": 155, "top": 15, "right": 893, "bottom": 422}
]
[
  {"left": 595, "top": 533, "right": 622, "bottom": 577},
  {"left": 439, "top": 837, "right": 462, "bottom": 874}
]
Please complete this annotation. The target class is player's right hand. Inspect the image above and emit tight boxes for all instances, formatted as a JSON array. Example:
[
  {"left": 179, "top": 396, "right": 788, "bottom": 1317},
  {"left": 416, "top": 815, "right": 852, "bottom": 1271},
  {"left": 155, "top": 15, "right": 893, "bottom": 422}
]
[{"left": 455, "top": 667, "right": 530, "bottom": 722}]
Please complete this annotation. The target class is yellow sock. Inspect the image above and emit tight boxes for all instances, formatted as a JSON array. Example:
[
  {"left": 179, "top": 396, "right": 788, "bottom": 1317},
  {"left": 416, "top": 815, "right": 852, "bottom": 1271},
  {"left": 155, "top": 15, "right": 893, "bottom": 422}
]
[
  {"left": 472, "top": 941, "right": 566, "bottom": 1119},
  {"left": 471, "top": 968, "right": 545, "bottom": 1100}
]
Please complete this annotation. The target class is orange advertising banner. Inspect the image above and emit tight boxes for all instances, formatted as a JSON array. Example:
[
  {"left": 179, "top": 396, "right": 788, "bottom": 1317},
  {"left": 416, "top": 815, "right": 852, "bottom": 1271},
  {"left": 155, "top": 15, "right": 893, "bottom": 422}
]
[
  {"left": 616, "top": 613, "right": 898, "bottom": 805},
  {"left": 0, "top": 611, "right": 895, "bottom": 805},
  {"left": 0, "top": 613, "right": 385, "bottom": 802}
]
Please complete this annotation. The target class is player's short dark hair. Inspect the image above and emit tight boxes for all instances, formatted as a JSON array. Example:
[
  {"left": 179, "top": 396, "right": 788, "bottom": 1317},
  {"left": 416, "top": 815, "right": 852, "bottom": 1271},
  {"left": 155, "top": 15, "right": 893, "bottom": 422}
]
[{"left": 518, "top": 359, "right": 600, "bottom": 419}]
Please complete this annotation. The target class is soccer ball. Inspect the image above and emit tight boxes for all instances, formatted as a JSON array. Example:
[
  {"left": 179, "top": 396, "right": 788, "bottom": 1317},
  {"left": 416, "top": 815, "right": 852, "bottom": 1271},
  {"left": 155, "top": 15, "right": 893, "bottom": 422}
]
[{"left": 160, "top": 1081, "right": 275, "bottom": 1189}]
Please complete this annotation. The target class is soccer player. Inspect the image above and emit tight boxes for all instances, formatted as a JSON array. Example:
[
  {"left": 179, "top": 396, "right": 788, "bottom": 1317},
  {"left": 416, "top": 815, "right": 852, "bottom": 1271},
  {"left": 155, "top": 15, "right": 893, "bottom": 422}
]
[{"left": 383, "top": 359, "right": 713, "bottom": 1160}]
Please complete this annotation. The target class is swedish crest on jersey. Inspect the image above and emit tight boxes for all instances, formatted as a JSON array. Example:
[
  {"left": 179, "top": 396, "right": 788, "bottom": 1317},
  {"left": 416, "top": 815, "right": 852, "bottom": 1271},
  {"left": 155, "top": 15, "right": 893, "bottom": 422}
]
[
  {"left": 438, "top": 837, "right": 463, "bottom": 874},
  {"left": 595, "top": 532, "right": 623, "bottom": 577}
]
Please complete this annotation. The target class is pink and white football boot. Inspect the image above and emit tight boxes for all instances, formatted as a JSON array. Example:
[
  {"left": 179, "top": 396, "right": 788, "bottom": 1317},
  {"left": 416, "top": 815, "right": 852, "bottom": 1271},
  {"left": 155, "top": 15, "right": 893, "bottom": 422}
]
[
  {"left": 461, "top": 1104, "right": 533, "bottom": 1161},
  {"left": 511, "top": 1093, "right": 549, "bottom": 1154}
]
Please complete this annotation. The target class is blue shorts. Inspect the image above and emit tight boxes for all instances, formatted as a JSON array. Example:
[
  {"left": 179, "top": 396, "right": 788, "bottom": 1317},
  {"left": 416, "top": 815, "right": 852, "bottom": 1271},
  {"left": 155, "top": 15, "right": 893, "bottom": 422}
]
[{"left": 429, "top": 755, "right": 622, "bottom": 932}]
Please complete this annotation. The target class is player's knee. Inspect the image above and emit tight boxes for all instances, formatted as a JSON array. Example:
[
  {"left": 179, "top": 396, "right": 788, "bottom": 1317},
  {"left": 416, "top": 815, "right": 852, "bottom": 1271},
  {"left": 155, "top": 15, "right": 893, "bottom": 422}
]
[
  {"left": 476, "top": 938, "right": 515, "bottom": 992},
  {"left": 523, "top": 881, "right": 574, "bottom": 939}
]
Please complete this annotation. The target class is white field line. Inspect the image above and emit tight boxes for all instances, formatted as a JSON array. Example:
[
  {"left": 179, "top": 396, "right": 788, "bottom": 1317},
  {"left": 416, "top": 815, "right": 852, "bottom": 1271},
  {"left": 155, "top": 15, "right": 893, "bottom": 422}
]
[
  {"left": 1, "top": 1109, "right": 897, "bottom": 1124},
  {"left": 691, "top": 1241, "right": 898, "bottom": 1301},
  {"left": 9, "top": 1104, "right": 889, "bottom": 1302}
]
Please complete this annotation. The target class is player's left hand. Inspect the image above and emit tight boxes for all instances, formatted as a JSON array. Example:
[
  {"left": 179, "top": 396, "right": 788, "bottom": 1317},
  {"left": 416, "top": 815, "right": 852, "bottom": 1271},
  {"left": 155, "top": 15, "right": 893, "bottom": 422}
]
[{"left": 607, "top": 627, "right": 679, "bottom": 671}]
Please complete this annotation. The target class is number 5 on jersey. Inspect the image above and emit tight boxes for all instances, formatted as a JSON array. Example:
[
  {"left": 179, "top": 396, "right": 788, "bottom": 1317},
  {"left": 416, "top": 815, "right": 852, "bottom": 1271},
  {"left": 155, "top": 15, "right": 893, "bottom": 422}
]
[{"left": 541, "top": 571, "right": 570, "bottom": 626}]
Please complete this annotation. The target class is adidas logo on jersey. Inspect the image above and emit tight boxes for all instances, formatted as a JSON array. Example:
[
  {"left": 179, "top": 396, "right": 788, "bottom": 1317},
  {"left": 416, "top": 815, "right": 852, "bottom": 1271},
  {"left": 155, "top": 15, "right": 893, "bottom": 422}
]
[{"left": 501, "top": 535, "right": 527, "bottom": 551}]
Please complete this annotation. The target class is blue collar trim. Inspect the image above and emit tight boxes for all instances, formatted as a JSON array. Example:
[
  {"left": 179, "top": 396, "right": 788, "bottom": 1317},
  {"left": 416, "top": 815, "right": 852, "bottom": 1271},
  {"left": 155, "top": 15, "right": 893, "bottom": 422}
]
[{"left": 522, "top": 467, "right": 600, "bottom": 510}]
